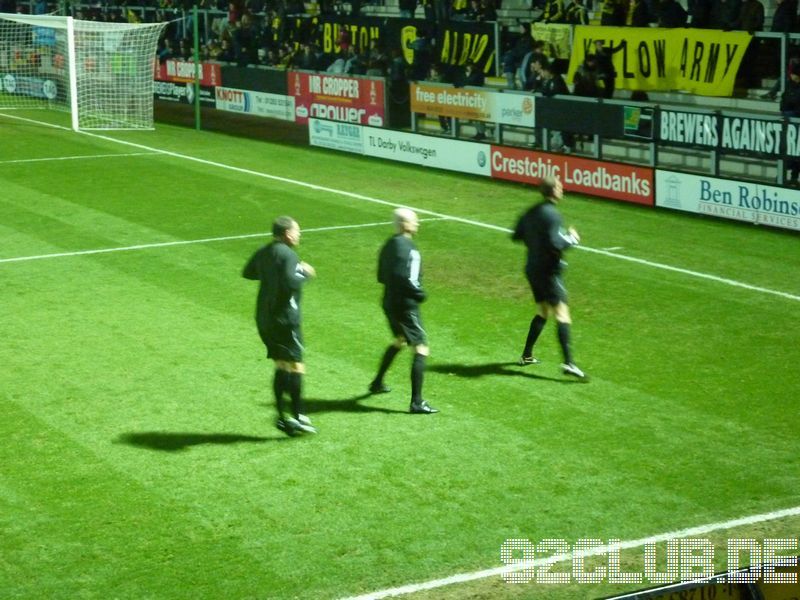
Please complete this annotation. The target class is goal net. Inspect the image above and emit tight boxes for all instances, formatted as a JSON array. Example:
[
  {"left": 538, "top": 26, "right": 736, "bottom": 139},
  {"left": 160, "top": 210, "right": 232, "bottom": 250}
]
[{"left": 0, "top": 13, "right": 167, "bottom": 130}]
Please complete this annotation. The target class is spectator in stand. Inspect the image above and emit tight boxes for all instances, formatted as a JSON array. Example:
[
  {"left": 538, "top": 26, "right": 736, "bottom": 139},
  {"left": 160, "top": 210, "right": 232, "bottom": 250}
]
[
  {"left": 763, "top": 11, "right": 800, "bottom": 100},
  {"left": 428, "top": 63, "right": 453, "bottom": 133},
  {"left": 523, "top": 54, "right": 548, "bottom": 91},
  {"left": 731, "top": 0, "right": 763, "bottom": 31},
  {"left": 464, "top": 0, "right": 482, "bottom": 19},
  {"left": 599, "top": 0, "right": 627, "bottom": 25},
  {"left": 456, "top": 60, "right": 488, "bottom": 140},
  {"left": 227, "top": 1, "right": 241, "bottom": 25},
  {"left": 179, "top": 37, "right": 193, "bottom": 60},
  {"left": 293, "top": 43, "right": 318, "bottom": 70},
  {"left": 537, "top": 0, "right": 566, "bottom": 22},
  {"left": 366, "top": 40, "right": 389, "bottom": 76},
  {"left": 158, "top": 37, "right": 175, "bottom": 63},
  {"left": 688, "top": 0, "right": 713, "bottom": 26},
  {"left": 478, "top": 0, "right": 498, "bottom": 20},
  {"left": 434, "top": 0, "right": 450, "bottom": 22},
  {"left": 518, "top": 40, "right": 545, "bottom": 88},
  {"left": 573, "top": 55, "right": 602, "bottom": 98},
  {"left": 233, "top": 13, "right": 260, "bottom": 66},
  {"left": 657, "top": 0, "right": 688, "bottom": 26},
  {"left": 566, "top": 0, "right": 590, "bottom": 24},
  {"left": 627, "top": 0, "right": 653, "bottom": 25},
  {"left": 593, "top": 39, "right": 623, "bottom": 98},
  {"left": 399, "top": 0, "right": 418, "bottom": 16},
  {"left": 502, "top": 22, "right": 533, "bottom": 89},
  {"left": 207, "top": 38, "right": 223, "bottom": 60},
  {"left": 709, "top": 0, "right": 741, "bottom": 29},
  {"left": 540, "top": 61, "right": 574, "bottom": 153},
  {"left": 732, "top": 0, "right": 763, "bottom": 87},
  {"left": 345, "top": 47, "right": 368, "bottom": 74},
  {"left": 772, "top": 0, "right": 798, "bottom": 32},
  {"left": 218, "top": 38, "right": 236, "bottom": 62},
  {"left": 407, "top": 26, "right": 435, "bottom": 81},
  {"left": 451, "top": 0, "right": 470, "bottom": 20},
  {"left": 780, "top": 66, "right": 800, "bottom": 184}
]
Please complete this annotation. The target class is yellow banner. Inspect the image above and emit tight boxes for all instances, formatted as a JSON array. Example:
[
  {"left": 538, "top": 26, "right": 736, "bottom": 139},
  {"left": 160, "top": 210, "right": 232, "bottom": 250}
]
[
  {"left": 567, "top": 26, "right": 752, "bottom": 96},
  {"left": 531, "top": 23, "right": 571, "bottom": 59}
]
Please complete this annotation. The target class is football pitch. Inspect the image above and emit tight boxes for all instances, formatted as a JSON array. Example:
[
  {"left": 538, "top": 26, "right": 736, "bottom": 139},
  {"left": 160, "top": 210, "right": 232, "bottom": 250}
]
[{"left": 1, "top": 110, "right": 799, "bottom": 600}]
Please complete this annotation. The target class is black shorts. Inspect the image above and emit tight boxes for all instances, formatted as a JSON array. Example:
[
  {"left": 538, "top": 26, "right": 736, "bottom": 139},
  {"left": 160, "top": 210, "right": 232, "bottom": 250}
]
[
  {"left": 259, "top": 322, "right": 304, "bottom": 362},
  {"left": 527, "top": 270, "right": 568, "bottom": 305},
  {"left": 384, "top": 305, "right": 427, "bottom": 346}
]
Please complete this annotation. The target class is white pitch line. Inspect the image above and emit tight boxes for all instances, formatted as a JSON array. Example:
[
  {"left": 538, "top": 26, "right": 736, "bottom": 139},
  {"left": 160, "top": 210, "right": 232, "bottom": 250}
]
[
  {"left": 0, "top": 220, "right": 437, "bottom": 265},
  {"left": 340, "top": 504, "right": 800, "bottom": 600},
  {"left": 1, "top": 112, "right": 798, "bottom": 303},
  {"left": 0, "top": 152, "right": 158, "bottom": 165}
]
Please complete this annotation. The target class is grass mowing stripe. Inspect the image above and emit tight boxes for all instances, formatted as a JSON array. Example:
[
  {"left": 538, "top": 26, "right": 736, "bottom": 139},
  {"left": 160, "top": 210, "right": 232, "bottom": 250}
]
[
  {"left": 4, "top": 112, "right": 797, "bottom": 303},
  {"left": 0, "top": 152, "right": 158, "bottom": 165},
  {"left": 81, "top": 128, "right": 800, "bottom": 304},
  {"left": 0, "top": 219, "right": 444, "bottom": 265},
  {"left": 339, "top": 505, "right": 800, "bottom": 600}
]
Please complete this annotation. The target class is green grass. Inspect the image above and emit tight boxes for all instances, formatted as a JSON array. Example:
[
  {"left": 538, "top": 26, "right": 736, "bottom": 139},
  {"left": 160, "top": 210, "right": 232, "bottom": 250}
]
[{"left": 1, "top": 110, "right": 799, "bottom": 600}]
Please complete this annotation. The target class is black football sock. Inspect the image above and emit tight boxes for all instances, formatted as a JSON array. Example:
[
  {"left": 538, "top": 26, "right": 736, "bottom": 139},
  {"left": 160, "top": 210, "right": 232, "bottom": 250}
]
[
  {"left": 523, "top": 315, "right": 547, "bottom": 357},
  {"left": 273, "top": 369, "right": 288, "bottom": 418},
  {"left": 411, "top": 353, "right": 426, "bottom": 404},
  {"left": 557, "top": 322, "right": 573, "bottom": 365},
  {"left": 286, "top": 372, "right": 304, "bottom": 418},
  {"left": 374, "top": 345, "right": 401, "bottom": 385}
]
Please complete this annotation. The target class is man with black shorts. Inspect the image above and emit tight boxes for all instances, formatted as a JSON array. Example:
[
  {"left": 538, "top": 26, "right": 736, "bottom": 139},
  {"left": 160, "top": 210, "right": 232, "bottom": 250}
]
[
  {"left": 243, "top": 216, "right": 318, "bottom": 435},
  {"left": 369, "top": 208, "right": 439, "bottom": 414},
  {"left": 512, "top": 176, "right": 586, "bottom": 379}
]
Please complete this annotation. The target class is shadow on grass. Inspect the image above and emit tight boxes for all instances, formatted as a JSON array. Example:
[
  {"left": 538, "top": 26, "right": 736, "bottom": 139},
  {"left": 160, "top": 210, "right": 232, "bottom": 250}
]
[
  {"left": 429, "top": 362, "right": 585, "bottom": 383},
  {"left": 262, "top": 392, "right": 408, "bottom": 415},
  {"left": 116, "top": 432, "right": 290, "bottom": 452}
]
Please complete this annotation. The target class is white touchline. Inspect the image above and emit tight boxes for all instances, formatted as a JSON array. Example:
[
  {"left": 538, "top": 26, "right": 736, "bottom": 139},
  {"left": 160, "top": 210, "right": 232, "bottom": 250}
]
[
  {"left": 339, "top": 505, "right": 800, "bottom": 600},
  {"left": 0, "top": 220, "right": 439, "bottom": 264},
  {"left": 2, "top": 113, "right": 798, "bottom": 303},
  {"left": 0, "top": 152, "right": 158, "bottom": 165}
]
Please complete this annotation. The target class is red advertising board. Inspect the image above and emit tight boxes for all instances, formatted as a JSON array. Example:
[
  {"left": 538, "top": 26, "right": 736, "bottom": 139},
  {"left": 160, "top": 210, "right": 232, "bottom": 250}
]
[
  {"left": 490, "top": 146, "right": 654, "bottom": 205},
  {"left": 288, "top": 70, "right": 385, "bottom": 126},
  {"left": 154, "top": 60, "right": 222, "bottom": 87}
]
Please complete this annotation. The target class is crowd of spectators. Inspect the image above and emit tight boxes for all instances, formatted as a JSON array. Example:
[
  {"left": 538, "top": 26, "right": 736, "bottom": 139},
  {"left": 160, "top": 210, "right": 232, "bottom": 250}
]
[{"left": 12, "top": 0, "right": 800, "bottom": 96}]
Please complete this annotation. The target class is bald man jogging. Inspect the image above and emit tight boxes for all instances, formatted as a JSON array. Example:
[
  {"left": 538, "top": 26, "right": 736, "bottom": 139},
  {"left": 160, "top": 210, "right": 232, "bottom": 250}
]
[{"left": 369, "top": 208, "right": 439, "bottom": 414}]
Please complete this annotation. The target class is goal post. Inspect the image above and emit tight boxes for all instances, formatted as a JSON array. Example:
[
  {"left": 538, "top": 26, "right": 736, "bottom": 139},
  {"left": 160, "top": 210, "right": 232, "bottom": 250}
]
[{"left": 0, "top": 13, "right": 167, "bottom": 130}]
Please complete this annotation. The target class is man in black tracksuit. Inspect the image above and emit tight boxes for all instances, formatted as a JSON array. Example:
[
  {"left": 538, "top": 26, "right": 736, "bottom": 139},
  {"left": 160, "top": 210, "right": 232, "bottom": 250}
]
[
  {"left": 243, "top": 216, "right": 318, "bottom": 435},
  {"left": 369, "top": 208, "right": 439, "bottom": 414},
  {"left": 512, "top": 177, "right": 586, "bottom": 379}
]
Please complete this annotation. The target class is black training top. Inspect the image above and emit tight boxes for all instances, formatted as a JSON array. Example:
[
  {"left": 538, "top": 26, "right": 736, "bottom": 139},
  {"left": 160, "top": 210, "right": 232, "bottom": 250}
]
[
  {"left": 378, "top": 234, "right": 426, "bottom": 309},
  {"left": 512, "top": 200, "right": 577, "bottom": 273},
  {"left": 243, "top": 241, "right": 308, "bottom": 329}
]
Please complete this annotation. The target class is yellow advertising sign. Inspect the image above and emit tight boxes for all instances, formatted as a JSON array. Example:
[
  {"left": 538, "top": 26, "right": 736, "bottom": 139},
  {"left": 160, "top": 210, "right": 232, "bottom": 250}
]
[{"left": 567, "top": 26, "right": 752, "bottom": 96}]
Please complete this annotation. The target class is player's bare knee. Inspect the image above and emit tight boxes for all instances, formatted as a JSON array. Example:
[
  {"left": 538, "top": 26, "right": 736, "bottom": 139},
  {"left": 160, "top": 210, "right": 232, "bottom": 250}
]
[
  {"left": 287, "top": 361, "right": 305, "bottom": 374},
  {"left": 392, "top": 336, "right": 407, "bottom": 349},
  {"left": 554, "top": 303, "right": 572, "bottom": 324},
  {"left": 414, "top": 344, "right": 430, "bottom": 356}
]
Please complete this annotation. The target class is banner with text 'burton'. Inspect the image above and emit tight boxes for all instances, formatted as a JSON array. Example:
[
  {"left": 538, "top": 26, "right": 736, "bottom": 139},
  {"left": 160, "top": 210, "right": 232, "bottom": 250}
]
[{"left": 567, "top": 26, "right": 752, "bottom": 96}]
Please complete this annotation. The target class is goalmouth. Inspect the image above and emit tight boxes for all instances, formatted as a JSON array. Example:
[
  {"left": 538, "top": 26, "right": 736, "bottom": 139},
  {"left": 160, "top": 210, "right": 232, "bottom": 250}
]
[{"left": 0, "top": 12, "right": 167, "bottom": 130}]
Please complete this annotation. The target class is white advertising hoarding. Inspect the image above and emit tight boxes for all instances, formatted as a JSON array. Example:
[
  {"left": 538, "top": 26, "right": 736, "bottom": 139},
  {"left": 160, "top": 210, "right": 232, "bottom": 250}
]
[
  {"left": 656, "top": 170, "right": 800, "bottom": 231},
  {"left": 309, "top": 119, "right": 491, "bottom": 176},
  {"left": 215, "top": 87, "right": 295, "bottom": 121},
  {"left": 308, "top": 119, "right": 365, "bottom": 154},
  {"left": 362, "top": 127, "right": 491, "bottom": 175}
]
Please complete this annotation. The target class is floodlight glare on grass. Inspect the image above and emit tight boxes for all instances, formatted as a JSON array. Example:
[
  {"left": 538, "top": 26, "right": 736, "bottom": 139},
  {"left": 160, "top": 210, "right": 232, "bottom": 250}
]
[{"left": 0, "top": 12, "right": 166, "bottom": 130}]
